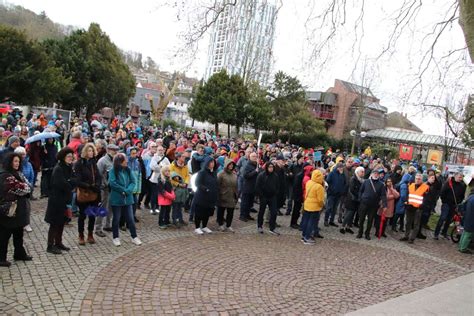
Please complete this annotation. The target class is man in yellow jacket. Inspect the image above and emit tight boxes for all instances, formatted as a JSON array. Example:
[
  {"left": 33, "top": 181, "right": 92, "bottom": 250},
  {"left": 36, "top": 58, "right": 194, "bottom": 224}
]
[{"left": 301, "top": 169, "right": 325, "bottom": 245}]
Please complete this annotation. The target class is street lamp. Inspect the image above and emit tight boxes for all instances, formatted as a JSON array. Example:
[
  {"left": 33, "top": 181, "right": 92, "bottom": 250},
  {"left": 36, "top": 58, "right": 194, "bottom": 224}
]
[{"left": 350, "top": 130, "right": 367, "bottom": 155}]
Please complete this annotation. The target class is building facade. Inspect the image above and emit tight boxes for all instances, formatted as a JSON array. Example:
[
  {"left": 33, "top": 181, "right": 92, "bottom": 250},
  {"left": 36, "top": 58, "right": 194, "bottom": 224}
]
[{"left": 204, "top": 0, "right": 277, "bottom": 87}]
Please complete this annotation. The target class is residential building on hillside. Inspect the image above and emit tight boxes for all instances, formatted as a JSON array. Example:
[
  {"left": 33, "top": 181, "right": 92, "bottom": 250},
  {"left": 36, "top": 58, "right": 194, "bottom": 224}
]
[{"left": 204, "top": 0, "right": 277, "bottom": 86}]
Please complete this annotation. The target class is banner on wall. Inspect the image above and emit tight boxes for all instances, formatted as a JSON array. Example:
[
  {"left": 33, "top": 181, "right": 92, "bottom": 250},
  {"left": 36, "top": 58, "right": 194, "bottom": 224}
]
[
  {"left": 426, "top": 149, "right": 443, "bottom": 165},
  {"left": 399, "top": 144, "right": 413, "bottom": 160}
]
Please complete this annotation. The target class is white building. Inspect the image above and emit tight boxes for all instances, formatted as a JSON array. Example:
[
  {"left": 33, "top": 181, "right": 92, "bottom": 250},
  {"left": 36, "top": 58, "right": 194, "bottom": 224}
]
[{"left": 204, "top": 0, "right": 277, "bottom": 87}]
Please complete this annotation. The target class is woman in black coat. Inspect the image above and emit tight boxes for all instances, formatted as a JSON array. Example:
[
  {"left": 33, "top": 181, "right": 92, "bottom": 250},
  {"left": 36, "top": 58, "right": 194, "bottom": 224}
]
[
  {"left": 340, "top": 166, "right": 365, "bottom": 234},
  {"left": 0, "top": 153, "right": 33, "bottom": 267},
  {"left": 74, "top": 143, "right": 101, "bottom": 246},
  {"left": 45, "top": 147, "right": 76, "bottom": 255},
  {"left": 193, "top": 156, "right": 218, "bottom": 234}
]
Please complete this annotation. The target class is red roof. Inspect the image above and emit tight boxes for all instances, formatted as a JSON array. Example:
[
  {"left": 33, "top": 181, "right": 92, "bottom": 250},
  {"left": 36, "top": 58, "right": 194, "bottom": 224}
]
[{"left": 140, "top": 82, "right": 164, "bottom": 92}]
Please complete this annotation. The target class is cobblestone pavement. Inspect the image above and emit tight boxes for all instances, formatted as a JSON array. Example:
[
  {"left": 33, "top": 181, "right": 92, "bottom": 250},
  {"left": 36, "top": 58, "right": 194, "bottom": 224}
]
[{"left": 1, "top": 198, "right": 472, "bottom": 315}]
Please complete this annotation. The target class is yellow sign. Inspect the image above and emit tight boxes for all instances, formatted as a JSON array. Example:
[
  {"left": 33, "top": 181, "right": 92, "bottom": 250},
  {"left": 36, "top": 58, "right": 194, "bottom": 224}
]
[{"left": 427, "top": 149, "right": 443, "bottom": 165}]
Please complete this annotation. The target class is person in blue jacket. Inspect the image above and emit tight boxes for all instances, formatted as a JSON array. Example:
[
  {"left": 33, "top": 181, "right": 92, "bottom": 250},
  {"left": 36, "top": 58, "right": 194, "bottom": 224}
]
[
  {"left": 108, "top": 153, "right": 142, "bottom": 247},
  {"left": 324, "top": 162, "right": 346, "bottom": 227},
  {"left": 392, "top": 173, "right": 411, "bottom": 232}
]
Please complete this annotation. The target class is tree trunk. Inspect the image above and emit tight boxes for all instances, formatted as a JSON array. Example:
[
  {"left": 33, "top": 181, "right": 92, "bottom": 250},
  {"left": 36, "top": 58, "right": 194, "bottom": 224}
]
[
  {"left": 215, "top": 122, "right": 219, "bottom": 135},
  {"left": 227, "top": 124, "right": 231, "bottom": 137}
]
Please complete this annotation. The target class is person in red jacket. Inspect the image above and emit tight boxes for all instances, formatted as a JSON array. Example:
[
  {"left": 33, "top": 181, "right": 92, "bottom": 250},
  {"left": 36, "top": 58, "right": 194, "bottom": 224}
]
[
  {"left": 67, "top": 131, "right": 83, "bottom": 159},
  {"left": 157, "top": 165, "right": 175, "bottom": 229}
]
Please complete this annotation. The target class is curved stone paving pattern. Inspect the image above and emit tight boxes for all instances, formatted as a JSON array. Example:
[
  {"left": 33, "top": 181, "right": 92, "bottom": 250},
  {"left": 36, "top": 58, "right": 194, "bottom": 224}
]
[{"left": 0, "top": 198, "right": 472, "bottom": 315}]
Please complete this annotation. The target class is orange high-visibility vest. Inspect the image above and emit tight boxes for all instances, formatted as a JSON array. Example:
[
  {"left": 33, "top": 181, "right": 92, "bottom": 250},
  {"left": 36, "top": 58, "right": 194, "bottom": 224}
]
[{"left": 408, "top": 183, "right": 429, "bottom": 208}]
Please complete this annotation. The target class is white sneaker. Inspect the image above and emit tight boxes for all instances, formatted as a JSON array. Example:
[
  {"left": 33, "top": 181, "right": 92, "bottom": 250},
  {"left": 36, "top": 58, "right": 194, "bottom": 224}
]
[
  {"left": 155, "top": 209, "right": 160, "bottom": 214},
  {"left": 112, "top": 238, "right": 121, "bottom": 246},
  {"left": 149, "top": 209, "right": 154, "bottom": 214},
  {"left": 227, "top": 227, "right": 235, "bottom": 233},
  {"left": 24, "top": 225, "right": 32, "bottom": 232},
  {"left": 194, "top": 228, "right": 204, "bottom": 235},
  {"left": 202, "top": 227, "right": 212, "bottom": 234},
  {"left": 131, "top": 237, "right": 142, "bottom": 246},
  {"left": 219, "top": 225, "right": 226, "bottom": 232}
]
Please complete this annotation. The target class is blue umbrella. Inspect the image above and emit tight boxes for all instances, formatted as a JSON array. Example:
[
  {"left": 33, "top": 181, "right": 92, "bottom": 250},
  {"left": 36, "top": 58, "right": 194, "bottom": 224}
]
[{"left": 25, "top": 131, "right": 60, "bottom": 145}]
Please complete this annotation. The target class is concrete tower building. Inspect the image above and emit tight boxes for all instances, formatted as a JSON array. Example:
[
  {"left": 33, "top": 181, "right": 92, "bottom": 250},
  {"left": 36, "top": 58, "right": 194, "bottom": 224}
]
[{"left": 204, "top": 0, "right": 277, "bottom": 87}]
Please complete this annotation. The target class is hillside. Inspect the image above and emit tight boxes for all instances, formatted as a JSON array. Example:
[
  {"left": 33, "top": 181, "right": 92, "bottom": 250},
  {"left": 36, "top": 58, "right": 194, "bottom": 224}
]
[{"left": 0, "top": 3, "right": 74, "bottom": 40}]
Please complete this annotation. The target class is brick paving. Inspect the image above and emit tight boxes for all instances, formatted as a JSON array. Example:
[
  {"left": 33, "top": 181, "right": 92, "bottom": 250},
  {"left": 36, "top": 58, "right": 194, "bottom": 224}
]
[{"left": 0, "top": 198, "right": 472, "bottom": 315}]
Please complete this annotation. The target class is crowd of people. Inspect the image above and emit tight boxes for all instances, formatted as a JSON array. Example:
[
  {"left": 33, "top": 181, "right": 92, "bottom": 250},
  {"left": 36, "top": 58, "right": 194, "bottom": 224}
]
[{"left": 0, "top": 111, "right": 473, "bottom": 268}]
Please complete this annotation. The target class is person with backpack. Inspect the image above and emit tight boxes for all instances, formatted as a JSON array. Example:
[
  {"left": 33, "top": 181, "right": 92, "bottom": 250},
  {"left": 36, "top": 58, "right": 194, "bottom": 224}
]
[
  {"left": 108, "top": 153, "right": 142, "bottom": 247},
  {"left": 170, "top": 172, "right": 188, "bottom": 227}
]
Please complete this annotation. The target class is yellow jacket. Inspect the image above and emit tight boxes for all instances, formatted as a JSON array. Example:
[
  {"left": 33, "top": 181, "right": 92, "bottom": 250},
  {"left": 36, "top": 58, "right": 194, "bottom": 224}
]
[
  {"left": 169, "top": 161, "right": 190, "bottom": 186},
  {"left": 303, "top": 170, "right": 325, "bottom": 212},
  {"left": 330, "top": 156, "right": 344, "bottom": 172}
]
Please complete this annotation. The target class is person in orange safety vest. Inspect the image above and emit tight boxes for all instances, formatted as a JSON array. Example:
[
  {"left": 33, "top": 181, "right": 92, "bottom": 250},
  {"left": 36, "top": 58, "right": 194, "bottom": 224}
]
[{"left": 400, "top": 173, "right": 429, "bottom": 243}]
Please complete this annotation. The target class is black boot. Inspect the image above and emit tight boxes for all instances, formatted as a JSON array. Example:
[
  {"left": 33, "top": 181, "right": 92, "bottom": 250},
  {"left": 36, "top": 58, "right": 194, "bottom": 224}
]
[{"left": 47, "top": 245, "right": 62, "bottom": 255}]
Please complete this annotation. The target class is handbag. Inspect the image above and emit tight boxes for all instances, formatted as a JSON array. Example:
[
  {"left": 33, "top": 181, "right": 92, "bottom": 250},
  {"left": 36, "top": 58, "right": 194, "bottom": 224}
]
[
  {"left": 0, "top": 200, "right": 17, "bottom": 218},
  {"left": 76, "top": 165, "right": 98, "bottom": 203}
]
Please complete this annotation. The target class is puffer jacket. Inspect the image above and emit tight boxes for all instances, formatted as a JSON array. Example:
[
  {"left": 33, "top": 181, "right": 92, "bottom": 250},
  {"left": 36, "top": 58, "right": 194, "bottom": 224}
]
[
  {"left": 303, "top": 170, "right": 325, "bottom": 212},
  {"left": 395, "top": 173, "right": 411, "bottom": 215},
  {"left": 157, "top": 173, "right": 175, "bottom": 206}
]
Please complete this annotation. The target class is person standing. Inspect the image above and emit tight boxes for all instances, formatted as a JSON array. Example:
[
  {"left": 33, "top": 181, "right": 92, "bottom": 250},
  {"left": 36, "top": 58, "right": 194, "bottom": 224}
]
[
  {"left": 45, "top": 147, "right": 76, "bottom": 254},
  {"left": 418, "top": 174, "right": 439, "bottom": 239},
  {"left": 459, "top": 185, "right": 474, "bottom": 254},
  {"left": 301, "top": 169, "right": 325, "bottom": 244},
  {"left": 337, "top": 158, "right": 354, "bottom": 223},
  {"left": 126, "top": 147, "right": 142, "bottom": 223},
  {"left": 324, "top": 162, "right": 346, "bottom": 227},
  {"left": 95, "top": 144, "right": 118, "bottom": 237},
  {"left": 286, "top": 154, "right": 304, "bottom": 215},
  {"left": 157, "top": 165, "right": 175, "bottom": 229},
  {"left": 239, "top": 152, "right": 258, "bottom": 222},
  {"left": 74, "top": 143, "right": 101, "bottom": 246},
  {"left": 217, "top": 159, "right": 238, "bottom": 232},
  {"left": 40, "top": 138, "right": 58, "bottom": 198},
  {"left": 357, "top": 169, "right": 387, "bottom": 240},
  {"left": 149, "top": 146, "right": 170, "bottom": 215},
  {"left": 340, "top": 166, "right": 365, "bottom": 234},
  {"left": 434, "top": 172, "right": 466, "bottom": 240},
  {"left": 290, "top": 163, "right": 312, "bottom": 229},
  {"left": 400, "top": 174, "right": 429, "bottom": 243},
  {"left": 193, "top": 156, "right": 218, "bottom": 235},
  {"left": 108, "top": 153, "right": 142, "bottom": 247},
  {"left": 0, "top": 153, "right": 33, "bottom": 267},
  {"left": 256, "top": 162, "right": 280, "bottom": 235},
  {"left": 376, "top": 178, "right": 399, "bottom": 237}
]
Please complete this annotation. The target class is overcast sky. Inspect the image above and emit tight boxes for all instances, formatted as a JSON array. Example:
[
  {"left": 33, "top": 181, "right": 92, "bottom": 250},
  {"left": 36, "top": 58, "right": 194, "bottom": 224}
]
[{"left": 5, "top": 0, "right": 474, "bottom": 136}]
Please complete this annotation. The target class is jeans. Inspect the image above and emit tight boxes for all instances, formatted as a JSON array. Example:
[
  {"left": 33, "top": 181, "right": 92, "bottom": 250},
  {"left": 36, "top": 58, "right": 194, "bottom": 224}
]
[
  {"left": 290, "top": 200, "right": 302, "bottom": 226},
  {"left": 172, "top": 202, "right": 184, "bottom": 223},
  {"left": 301, "top": 211, "right": 320, "bottom": 240},
  {"left": 121, "top": 194, "right": 138, "bottom": 227},
  {"left": 358, "top": 203, "right": 378, "bottom": 237},
  {"left": 96, "top": 189, "right": 111, "bottom": 231},
  {"left": 159, "top": 205, "right": 171, "bottom": 226},
  {"left": 78, "top": 203, "right": 96, "bottom": 235},
  {"left": 258, "top": 196, "right": 277, "bottom": 231},
  {"left": 217, "top": 206, "right": 234, "bottom": 227},
  {"left": 435, "top": 203, "right": 455, "bottom": 237},
  {"left": 150, "top": 182, "right": 159, "bottom": 211},
  {"left": 240, "top": 193, "right": 254, "bottom": 219},
  {"left": 47, "top": 223, "right": 65, "bottom": 246},
  {"left": 112, "top": 205, "right": 137, "bottom": 239},
  {"left": 0, "top": 227, "right": 27, "bottom": 261},
  {"left": 325, "top": 195, "right": 341, "bottom": 224}
]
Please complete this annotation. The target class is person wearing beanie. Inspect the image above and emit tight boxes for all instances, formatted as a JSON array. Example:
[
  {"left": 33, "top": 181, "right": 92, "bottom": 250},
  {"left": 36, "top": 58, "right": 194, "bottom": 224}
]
[{"left": 0, "top": 136, "right": 21, "bottom": 169}]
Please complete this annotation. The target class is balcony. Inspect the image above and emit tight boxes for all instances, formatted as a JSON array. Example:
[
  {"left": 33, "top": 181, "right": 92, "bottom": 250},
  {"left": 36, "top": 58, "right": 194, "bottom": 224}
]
[{"left": 312, "top": 109, "right": 336, "bottom": 121}]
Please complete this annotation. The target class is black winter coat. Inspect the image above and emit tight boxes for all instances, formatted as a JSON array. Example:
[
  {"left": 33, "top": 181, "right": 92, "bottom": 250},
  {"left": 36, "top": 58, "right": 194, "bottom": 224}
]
[
  {"left": 40, "top": 142, "right": 58, "bottom": 170},
  {"left": 45, "top": 161, "right": 76, "bottom": 225},
  {"left": 292, "top": 171, "right": 305, "bottom": 203},
  {"left": 256, "top": 170, "right": 279, "bottom": 198},
  {"left": 73, "top": 158, "right": 101, "bottom": 205},
  {"left": 241, "top": 160, "right": 258, "bottom": 194},
  {"left": 345, "top": 176, "right": 363, "bottom": 210},
  {"left": 440, "top": 179, "right": 466, "bottom": 207},
  {"left": 193, "top": 159, "right": 218, "bottom": 208}
]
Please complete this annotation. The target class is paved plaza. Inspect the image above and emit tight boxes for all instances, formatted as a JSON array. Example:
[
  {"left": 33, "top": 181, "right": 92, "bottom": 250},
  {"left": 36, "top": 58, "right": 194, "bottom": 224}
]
[{"left": 1, "top": 198, "right": 473, "bottom": 315}]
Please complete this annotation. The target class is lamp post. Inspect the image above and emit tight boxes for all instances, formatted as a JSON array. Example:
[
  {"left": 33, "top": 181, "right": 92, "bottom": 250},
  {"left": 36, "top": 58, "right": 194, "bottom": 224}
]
[{"left": 350, "top": 130, "right": 367, "bottom": 155}]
